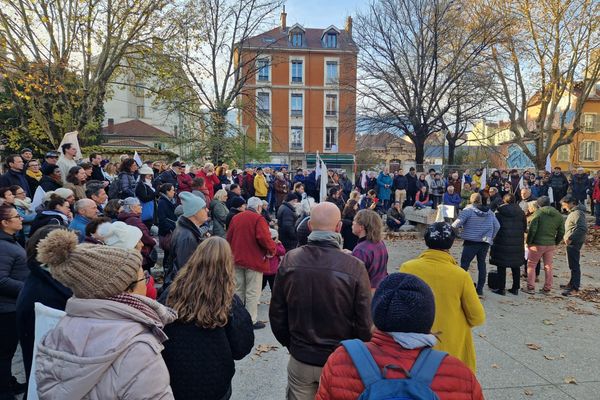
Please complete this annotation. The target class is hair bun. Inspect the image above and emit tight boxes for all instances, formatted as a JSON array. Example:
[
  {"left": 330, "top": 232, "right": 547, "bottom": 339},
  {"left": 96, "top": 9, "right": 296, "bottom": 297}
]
[{"left": 36, "top": 229, "right": 78, "bottom": 267}]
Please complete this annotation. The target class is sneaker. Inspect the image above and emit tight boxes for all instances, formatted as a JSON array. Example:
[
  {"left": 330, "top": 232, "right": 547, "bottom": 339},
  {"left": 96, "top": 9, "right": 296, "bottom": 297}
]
[
  {"left": 539, "top": 288, "right": 551, "bottom": 295},
  {"left": 8, "top": 376, "right": 26, "bottom": 395},
  {"left": 562, "top": 289, "right": 579, "bottom": 297},
  {"left": 253, "top": 321, "right": 266, "bottom": 330},
  {"left": 508, "top": 288, "right": 519, "bottom": 295},
  {"left": 491, "top": 289, "right": 506, "bottom": 296},
  {"left": 523, "top": 287, "right": 536, "bottom": 295}
]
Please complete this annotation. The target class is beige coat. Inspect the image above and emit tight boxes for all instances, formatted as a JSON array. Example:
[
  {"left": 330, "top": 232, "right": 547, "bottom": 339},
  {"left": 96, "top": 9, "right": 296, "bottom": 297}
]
[{"left": 36, "top": 296, "right": 176, "bottom": 400}]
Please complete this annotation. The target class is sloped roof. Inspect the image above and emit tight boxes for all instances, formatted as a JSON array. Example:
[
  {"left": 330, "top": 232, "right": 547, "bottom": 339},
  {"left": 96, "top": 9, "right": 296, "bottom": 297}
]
[
  {"left": 102, "top": 139, "right": 151, "bottom": 148},
  {"left": 101, "top": 119, "right": 172, "bottom": 139},
  {"left": 357, "top": 132, "right": 414, "bottom": 149},
  {"left": 243, "top": 26, "right": 357, "bottom": 52}
]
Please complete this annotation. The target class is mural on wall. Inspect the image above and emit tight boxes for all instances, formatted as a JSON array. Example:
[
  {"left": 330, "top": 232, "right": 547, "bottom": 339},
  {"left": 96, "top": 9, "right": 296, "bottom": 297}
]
[{"left": 507, "top": 143, "right": 536, "bottom": 169}]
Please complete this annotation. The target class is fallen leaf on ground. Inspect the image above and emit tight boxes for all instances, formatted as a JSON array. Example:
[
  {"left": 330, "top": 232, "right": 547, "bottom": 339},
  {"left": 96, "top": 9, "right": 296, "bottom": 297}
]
[
  {"left": 542, "top": 319, "right": 554, "bottom": 325},
  {"left": 524, "top": 389, "right": 533, "bottom": 396},
  {"left": 526, "top": 343, "right": 542, "bottom": 350},
  {"left": 559, "top": 353, "right": 566, "bottom": 359},
  {"left": 491, "top": 363, "right": 499, "bottom": 369},
  {"left": 255, "top": 344, "right": 279, "bottom": 357},
  {"left": 478, "top": 333, "right": 487, "bottom": 339},
  {"left": 564, "top": 376, "right": 577, "bottom": 384},
  {"left": 544, "top": 355, "right": 555, "bottom": 360}
]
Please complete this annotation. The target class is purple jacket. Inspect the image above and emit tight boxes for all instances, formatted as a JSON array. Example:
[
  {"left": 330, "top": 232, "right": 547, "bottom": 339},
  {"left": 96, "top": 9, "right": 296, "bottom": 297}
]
[{"left": 352, "top": 238, "right": 389, "bottom": 289}]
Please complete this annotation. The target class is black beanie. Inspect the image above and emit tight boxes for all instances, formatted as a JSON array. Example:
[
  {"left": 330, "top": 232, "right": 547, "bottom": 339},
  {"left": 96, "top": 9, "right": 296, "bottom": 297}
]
[
  {"left": 424, "top": 222, "right": 455, "bottom": 250},
  {"left": 371, "top": 273, "right": 435, "bottom": 334}
]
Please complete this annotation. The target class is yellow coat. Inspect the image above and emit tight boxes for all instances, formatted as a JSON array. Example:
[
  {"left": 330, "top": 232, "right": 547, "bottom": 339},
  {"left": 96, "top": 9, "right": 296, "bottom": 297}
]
[
  {"left": 254, "top": 174, "right": 269, "bottom": 197},
  {"left": 399, "top": 249, "right": 485, "bottom": 372}
]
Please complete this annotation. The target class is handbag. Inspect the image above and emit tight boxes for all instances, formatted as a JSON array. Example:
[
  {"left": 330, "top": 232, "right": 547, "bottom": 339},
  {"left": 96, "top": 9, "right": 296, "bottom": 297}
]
[
  {"left": 141, "top": 200, "right": 155, "bottom": 222},
  {"left": 487, "top": 270, "right": 501, "bottom": 290}
]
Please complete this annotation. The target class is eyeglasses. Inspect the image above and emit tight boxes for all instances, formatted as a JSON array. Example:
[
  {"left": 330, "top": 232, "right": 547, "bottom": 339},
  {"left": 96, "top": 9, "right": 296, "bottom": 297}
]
[{"left": 2, "top": 215, "right": 22, "bottom": 221}]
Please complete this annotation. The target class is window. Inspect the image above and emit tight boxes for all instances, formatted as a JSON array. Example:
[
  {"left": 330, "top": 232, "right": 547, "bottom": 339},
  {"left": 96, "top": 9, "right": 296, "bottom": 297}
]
[
  {"left": 134, "top": 84, "right": 144, "bottom": 97},
  {"left": 324, "top": 33, "right": 337, "bottom": 48},
  {"left": 291, "top": 94, "right": 303, "bottom": 117},
  {"left": 136, "top": 105, "right": 145, "bottom": 119},
  {"left": 290, "top": 127, "right": 303, "bottom": 150},
  {"left": 557, "top": 145, "right": 570, "bottom": 162},
  {"left": 290, "top": 32, "right": 303, "bottom": 47},
  {"left": 325, "top": 127, "right": 338, "bottom": 151},
  {"left": 583, "top": 114, "right": 596, "bottom": 132},
  {"left": 326, "top": 61, "right": 338, "bottom": 84},
  {"left": 580, "top": 141, "right": 599, "bottom": 162},
  {"left": 291, "top": 60, "right": 303, "bottom": 83},
  {"left": 326, "top": 94, "right": 337, "bottom": 116},
  {"left": 257, "top": 58, "right": 269, "bottom": 82},
  {"left": 257, "top": 92, "right": 270, "bottom": 114},
  {"left": 257, "top": 126, "right": 271, "bottom": 147}
]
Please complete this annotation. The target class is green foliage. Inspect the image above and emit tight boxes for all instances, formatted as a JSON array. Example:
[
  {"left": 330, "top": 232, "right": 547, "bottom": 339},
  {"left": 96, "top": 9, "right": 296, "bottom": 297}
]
[
  {"left": 81, "top": 145, "right": 178, "bottom": 161},
  {"left": 228, "top": 135, "right": 270, "bottom": 168},
  {"left": 355, "top": 148, "right": 384, "bottom": 171}
]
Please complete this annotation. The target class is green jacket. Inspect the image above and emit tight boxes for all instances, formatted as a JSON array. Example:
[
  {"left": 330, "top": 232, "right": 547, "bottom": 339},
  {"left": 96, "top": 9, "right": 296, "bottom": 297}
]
[
  {"left": 526, "top": 206, "right": 565, "bottom": 246},
  {"left": 564, "top": 204, "right": 588, "bottom": 244}
]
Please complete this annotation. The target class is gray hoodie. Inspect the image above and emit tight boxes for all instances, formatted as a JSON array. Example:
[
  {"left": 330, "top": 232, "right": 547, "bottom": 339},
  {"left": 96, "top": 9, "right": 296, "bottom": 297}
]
[
  {"left": 564, "top": 203, "right": 588, "bottom": 245},
  {"left": 36, "top": 296, "right": 176, "bottom": 400}
]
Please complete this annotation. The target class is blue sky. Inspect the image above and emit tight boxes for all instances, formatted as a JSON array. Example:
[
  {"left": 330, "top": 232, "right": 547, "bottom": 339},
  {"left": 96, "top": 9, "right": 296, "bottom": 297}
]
[{"left": 282, "top": 0, "right": 368, "bottom": 29}]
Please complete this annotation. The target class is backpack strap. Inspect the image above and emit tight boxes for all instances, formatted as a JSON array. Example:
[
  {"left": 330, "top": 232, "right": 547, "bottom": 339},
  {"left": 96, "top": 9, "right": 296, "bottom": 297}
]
[
  {"left": 408, "top": 347, "right": 447, "bottom": 386},
  {"left": 341, "top": 339, "right": 382, "bottom": 387}
]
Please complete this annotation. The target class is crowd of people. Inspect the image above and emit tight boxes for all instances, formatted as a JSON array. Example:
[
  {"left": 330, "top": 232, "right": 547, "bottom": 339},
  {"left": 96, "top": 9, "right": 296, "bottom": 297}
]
[{"left": 0, "top": 144, "right": 594, "bottom": 399}]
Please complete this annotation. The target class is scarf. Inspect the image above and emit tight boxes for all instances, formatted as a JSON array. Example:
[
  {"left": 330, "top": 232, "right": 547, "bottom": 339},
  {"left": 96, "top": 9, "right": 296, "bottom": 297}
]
[
  {"left": 27, "top": 169, "right": 43, "bottom": 181},
  {"left": 388, "top": 332, "right": 437, "bottom": 349},
  {"left": 307, "top": 231, "right": 342, "bottom": 248},
  {"left": 14, "top": 197, "right": 32, "bottom": 212},
  {"left": 108, "top": 293, "right": 177, "bottom": 340}
]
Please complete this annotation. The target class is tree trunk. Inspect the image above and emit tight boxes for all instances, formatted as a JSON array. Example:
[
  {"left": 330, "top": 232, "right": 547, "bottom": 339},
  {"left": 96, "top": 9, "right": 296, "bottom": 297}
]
[
  {"left": 447, "top": 138, "right": 457, "bottom": 165},
  {"left": 209, "top": 109, "right": 228, "bottom": 163},
  {"left": 414, "top": 136, "right": 425, "bottom": 171}
]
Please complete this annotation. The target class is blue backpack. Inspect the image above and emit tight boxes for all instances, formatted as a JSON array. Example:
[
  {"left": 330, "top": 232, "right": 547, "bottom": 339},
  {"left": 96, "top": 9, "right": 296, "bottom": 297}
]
[{"left": 342, "top": 339, "right": 447, "bottom": 400}]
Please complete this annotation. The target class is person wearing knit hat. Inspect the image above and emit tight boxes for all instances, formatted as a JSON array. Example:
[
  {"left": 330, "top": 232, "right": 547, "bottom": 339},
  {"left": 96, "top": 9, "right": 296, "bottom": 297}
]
[
  {"left": 225, "top": 196, "right": 246, "bottom": 229},
  {"left": 400, "top": 225, "right": 485, "bottom": 373},
  {"left": 54, "top": 187, "right": 75, "bottom": 205},
  {"left": 33, "top": 229, "right": 176, "bottom": 399},
  {"left": 97, "top": 221, "right": 143, "bottom": 250},
  {"left": 162, "top": 191, "right": 210, "bottom": 289},
  {"left": 316, "top": 273, "right": 484, "bottom": 400}
]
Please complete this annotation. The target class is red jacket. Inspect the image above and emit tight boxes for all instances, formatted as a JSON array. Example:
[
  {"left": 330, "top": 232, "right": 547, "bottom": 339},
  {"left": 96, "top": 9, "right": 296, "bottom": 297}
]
[
  {"left": 316, "top": 330, "right": 484, "bottom": 400},
  {"left": 226, "top": 210, "right": 276, "bottom": 272},
  {"left": 177, "top": 173, "right": 193, "bottom": 193},
  {"left": 593, "top": 178, "right": 600, "bottom": 202},
  {"left": 266, "top": 242, "right": 286, "bottom": 275},
  {"left": 196, "top": 169, "right": 221, "bottom": 199}
]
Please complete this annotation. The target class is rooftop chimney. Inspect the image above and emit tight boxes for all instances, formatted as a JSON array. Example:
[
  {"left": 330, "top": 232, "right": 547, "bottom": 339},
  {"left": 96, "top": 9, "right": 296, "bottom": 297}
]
[
  {"left": 107, "top": 118, "right": 114, "bottom": 134},
  {"left": 345, "top": 16, "right": 353, "bottom": 35},
  {"left": 281, "top": 6, "right": 287, "bottom": 31}
]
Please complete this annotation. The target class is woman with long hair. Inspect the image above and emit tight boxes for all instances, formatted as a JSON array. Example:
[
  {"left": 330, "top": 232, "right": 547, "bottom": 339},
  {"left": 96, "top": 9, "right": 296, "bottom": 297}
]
[
  {"left": 0, "top": 204, "right": 27, "bottom": 397},
  {"left": 162, "top": 237, "right": 254, "bottom": 400},
  {"left": 29, "top": 194, "right": 72, "bottom": 236},
  {"left": 116, "top": 158, "right": 138, "bottom": 199},
  {"left": 63, "top": 166, "right": 87, "bottom": 200},
  {"left": 351, "top": 209, "right": 389, "bottom": 289},
  {"left": 341, "top": 199, "right": 359, "bottom": 251}
]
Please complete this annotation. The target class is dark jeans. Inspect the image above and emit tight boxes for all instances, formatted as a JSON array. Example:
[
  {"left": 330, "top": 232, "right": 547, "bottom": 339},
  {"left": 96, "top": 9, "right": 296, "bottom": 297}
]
[
  {"left": 460, "top": 241, "right": 490, "bottom": 294},
  {"left": 566, "top": 242, "right": 583, "bottom": 290},
  {"left": 0, "top": 312, "right": 18, "bottom": 392},
  {"left": 386, "top": 219, "right": 404, "bottom": 231},
  {"left": 432, "top": 195, "right": 442, "bottom": 209},
  {"left": 405, "top": 191, "right": 417, "bottom": 208},
  {"left": 497, "top": 266, "right": 520, "bottom": 291},
  {"left": 262, "top": 274, "right": 275, "bottom": 291},
  {"left": 382, "top": 199, "right": 391, "bottom": 211},
  {"left": 552, "top": 190, "right": 565, "bottom": 210},
  {"left": 595, "top": 203, "right": 600, "bottom": 226}
]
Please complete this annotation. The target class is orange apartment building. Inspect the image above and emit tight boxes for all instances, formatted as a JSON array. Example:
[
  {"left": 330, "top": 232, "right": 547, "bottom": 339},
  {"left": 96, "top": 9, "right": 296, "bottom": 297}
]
[{"left": 238, "top": 9, "right": 357, "bottom": 170}]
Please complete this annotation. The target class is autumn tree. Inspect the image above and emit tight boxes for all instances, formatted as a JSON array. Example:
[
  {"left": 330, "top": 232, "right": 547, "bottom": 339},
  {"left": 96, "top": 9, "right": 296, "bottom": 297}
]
[
  {"left": 488, "top": 0, "right": 600, "bottom": 169},
  {"left": 155, "top": 0, "right": 283, "bottom": 163},
  {"left": 0, "top": 0, "right": 171, "bottom": 149},
  {"left": 354, "top": 0, "right": 504, "bottom": 169}
]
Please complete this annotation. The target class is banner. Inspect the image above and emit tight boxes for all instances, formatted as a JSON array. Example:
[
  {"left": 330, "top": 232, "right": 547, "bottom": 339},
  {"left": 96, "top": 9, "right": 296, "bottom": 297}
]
[
  {"left": 133, "top": 151, "right": 143, "bottom": 167},
  {"left": 57, "top": 131, "right": 82, "bottom": 160},
  {"left": 545, "top": 154, "right": 552, "bottom": 173},
  {"left": 480, "top": 168, "right": 487, "bottom": 189},
  {"left": 317, "top": 152, "right": 328, "bottom": 203}
]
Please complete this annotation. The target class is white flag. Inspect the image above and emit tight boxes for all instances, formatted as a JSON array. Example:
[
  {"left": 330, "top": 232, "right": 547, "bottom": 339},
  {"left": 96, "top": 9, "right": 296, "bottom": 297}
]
[
  {"left": 318, "top": 153, "right": 328, "bottom": 203},
  {"left": 545, "top": 154, "right": 552, "bottom": 173},
  {"left": 480, "top": 168, "right": 487, "bottom": 189},
  {"left": 518, "top": 175, "right": 525, "bottom": 190},
  {"left": 57, "top": 131, "right": 82, "bottom": 160},
  {"left": 133, "top": 151, "right": 143, "bottom": 167},
  {"left": 461, "top": 173, "right": 466, "bottom": 189}
]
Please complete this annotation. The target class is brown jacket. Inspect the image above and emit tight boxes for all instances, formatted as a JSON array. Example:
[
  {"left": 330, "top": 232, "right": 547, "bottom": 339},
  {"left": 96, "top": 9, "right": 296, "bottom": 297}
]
[{"left": 269, "top": 240, "right": 373, "bottom": 367}]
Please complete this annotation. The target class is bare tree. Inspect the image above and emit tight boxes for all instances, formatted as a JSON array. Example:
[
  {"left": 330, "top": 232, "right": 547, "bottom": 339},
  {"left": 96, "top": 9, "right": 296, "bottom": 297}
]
[
  {"left": 489, "top": 0, "right": 600, "bottom": 169},
  {"left": 156, "top": 0, "right": 283, "bottom": 163},
  {"left": 354, "top": 0, "right": 504, "bottom": 169}
]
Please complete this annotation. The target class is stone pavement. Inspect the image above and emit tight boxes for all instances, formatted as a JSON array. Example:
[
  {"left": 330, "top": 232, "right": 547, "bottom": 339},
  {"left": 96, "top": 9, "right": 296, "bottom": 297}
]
[
  {"left": 231, "top": 238, "right": 600, "bottom": 400},
  {"left": 12, "top": 238, "right": 600, "bottom": 399}
]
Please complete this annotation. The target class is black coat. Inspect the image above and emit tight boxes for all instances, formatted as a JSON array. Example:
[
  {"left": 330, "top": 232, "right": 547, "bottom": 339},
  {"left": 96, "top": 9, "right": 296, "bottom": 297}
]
[
  {"left": 29, "top": 211, "right": 69, "bottom": 238},
  {"left": 341, "top": 219, "right": 359, "bottom": 251},
  {"left": 490, "top": 203, "right": 527, "bottom": 268},
  {"left": 296, "top": 216, "right": 311, "bottom": 246},
  {"left": 0, "top": 230, "right": 28, "bottom": 313},
  {"left": 38, "top": 175, "right": 62, "bottom": 192},
  {"left": 0, "top": 169, "right": 31, "bottom": 197},
  {"left": 15, "top": 260, "right": 72, "bottom": 380},
  {"left": 405, "top": 173, "right": 418, "bottom": 193},
  {"left": 277, "top": 202, "right": 298, "bottom": 251},
  {"left": 162, "top": 295, "right": 254, "bottom": 400},
  {"left": 157, "top": 195, "right": 177, "bottom": 237}
]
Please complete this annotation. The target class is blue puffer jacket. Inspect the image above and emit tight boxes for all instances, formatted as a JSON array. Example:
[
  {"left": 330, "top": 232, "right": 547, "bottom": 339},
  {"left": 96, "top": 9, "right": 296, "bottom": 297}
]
[
  {"left": 377, "top": 172, "right": 393, "bottom": 201},
  {"left": 452, "top": 204, "right": 500, "bottom": 245}
]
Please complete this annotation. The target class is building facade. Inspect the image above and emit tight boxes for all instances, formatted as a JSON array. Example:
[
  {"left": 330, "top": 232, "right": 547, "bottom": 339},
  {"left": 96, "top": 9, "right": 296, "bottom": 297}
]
[{"left": 238, "top": 10, "right": 357, "bottom": 170}]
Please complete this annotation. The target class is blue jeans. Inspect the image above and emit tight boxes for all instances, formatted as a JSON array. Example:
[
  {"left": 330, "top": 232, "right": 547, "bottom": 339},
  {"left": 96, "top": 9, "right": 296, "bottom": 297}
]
[
  {"left": 386, "top": 219, "right": 404, "bottom": 231},
  {"left": 460, "top": 240, "right": 490, "bottom": 294}
]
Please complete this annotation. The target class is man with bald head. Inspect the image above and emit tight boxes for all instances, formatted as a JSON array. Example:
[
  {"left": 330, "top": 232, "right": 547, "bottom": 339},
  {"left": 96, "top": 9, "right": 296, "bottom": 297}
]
[{"left": 269, "top": 202, "right": 373, "bottom": 400}]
